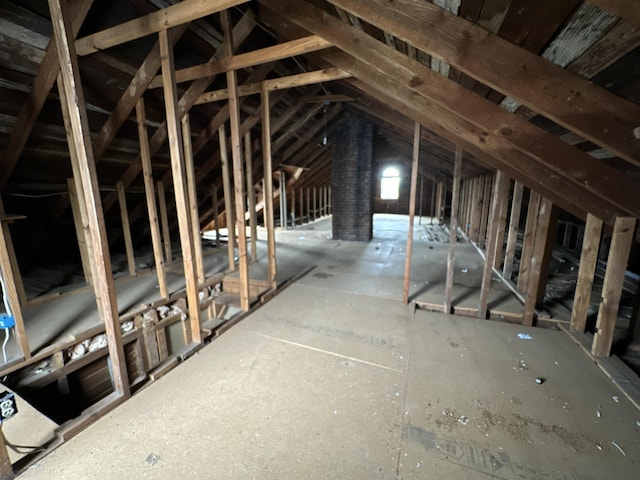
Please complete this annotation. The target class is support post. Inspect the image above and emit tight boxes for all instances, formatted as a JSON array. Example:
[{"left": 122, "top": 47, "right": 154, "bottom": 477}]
[
  {"left": 492, "top": 176, "right": 510, "bottom": 270},
  {"left": 592, "top": 217, "right": 636, "bottom": 356},
  {"left": 67, "top": 179, "right": 93, "bottom": 286},
  {"left": 291, "top": 188, "right": 296, "bottom": 227},
  {"left": 211, "top": 185, "right": 221, "bottom": 248},
  {"left": 159, "top": 28, "right": 201, "bottom": 343},
  {"left": 570, "top": 214, "right": 603, "bottom": 333},
  {"left": 157, "top": 181, "right": 172, "bottom": 262},
  {"left": 299, "top": 186, "right": 304, "bottom": 224},
  {"left": 522, "top": 197, "right": 554, "bottom": 326},
  {"left": 182, "top": 114, "right": 205, "bottom": 285},
  {"left": 517, "top": 190, "right": 541, "bottom": 294},
  {"left": 261, "top": 83, "right": 277, "bottom": 289},
  {"left": 479, "top": 175, "right": 492, "bottom": 248},
  {"left": 444, "top": 147, "right": 462, "bottom": 313},
  {"left": 116, "top": 181, "right": 136, "bottom": 276},
  {"left": 50, "top": 0, "right": 129, "bottom": 396},
  {"left": 219, "top": 125, "right": 236, "bottom": 271},
  {"left": 137, "top": 99, "right": 169, "bottom": 299},
  {"left": 222, "top": 9, "right": 250, "bottom": 310},
  {"left": 245, "top": 132, "right": 258, "bottom": 260},
  {"left": 478, "top": 171, "right": 509, "bottom": 318},
  {"left": 403, "top": 122, "right": 420, "bottom": 304},
  {"left": 0, "top": 201, "right": 30, "bottom": 360},
  {"left": 306, "top": 187, "right": 311, "bottom": 224},
  {"left": 418, "top": 174, "right": 424, "bottom": 224},
  {"left": 0, "top": 198, "right": 26, "bottom": 307},
  {"left": 503, "top": 181, "right": 524, "bottom": 279}
]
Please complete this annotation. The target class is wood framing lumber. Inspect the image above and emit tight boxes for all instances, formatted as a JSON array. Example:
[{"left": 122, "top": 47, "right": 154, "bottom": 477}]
[
  {"left": 245, "top": 132, "right": 258, "bottom": 261},
  {"left": 503, "top": 181, "right": 524, "bottom": 279},
  {"left": 479, "top": 175, "right": 492, "bottom": 249},
  {"left": 522, "top": 197, "right": 555, "bottom": 326},
  {"left": 262, "top": 85, "right": 277, "bottom": 289},
  {"left": 66, "top": 178, "right": 94, "bottom": 286},
  {"left": 492, "top": 176, "right": 510, "bottom": 270},
  {"left": 587, "top": 0, "right": 640, "bottom": 25},
  {"left": 211, "top": 185, "right": 221, "bottom": 248},
  {"left": 222, "top": 9, "right": 250, "bottom": 311},
  {"left": 403, "top": 122, "right": 421, "bottom": 304},
  {"left": 75, "top": 0, "right": 250, "bottom": 55},
  {"left": 116, "top": 181, "right": 136, "bottom": 276},
  {"left": 157, "top": 181, "right": 172, "bottom": 263},
  {"left": 592, "top": 217, "right": 637, "bottom": 356},
  {"left": 570, "top": 214, "right": 603, "bottom": 333},
  {"left": 219, "top": 125, "right": 236, "bottom": 271},
  {"left": 260, "top": 5, "right": 634, "bottom": 224},
  {"left": 182, "top": 115, "right": 205, "bottom": 285},
  {"left": 49, "top": 0, "right": 129, "bottom": 396},
  {"left": 325, "top": 0, "right": 640, "bottom": 166},
  {"left": 444, "top": 146, "right": 462, "bottom": 314},
  {"left": 158, "top": 28, "right": 201, "bottom": 343},
  {"left": 196, "top": 68, "right": 351, "bottom": 104},
  {"left": 101, "top": 12, "right": 255, "bottom": 215},
  {"left": 517, "top": 191, "right": 541, "bottom": 294},
  {"left": 149, "top": 36, "right": 332, "bottom": 89},
  {"left": 478, "top": 171, "right": 509, "bottom": 319},
  {"left": 137, "top": 100, "right": 169, "bottom": 298},
  {"left": 0, "top": 205, "right": 30, "bottom": 360},
  {"left": 0, "top": 0, "right": 93, "bottom": 189}
]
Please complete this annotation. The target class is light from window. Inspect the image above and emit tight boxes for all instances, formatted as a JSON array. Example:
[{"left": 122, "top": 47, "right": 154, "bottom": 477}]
[{"left": 380, "top": 166, "right": 400, "bottom": 200}]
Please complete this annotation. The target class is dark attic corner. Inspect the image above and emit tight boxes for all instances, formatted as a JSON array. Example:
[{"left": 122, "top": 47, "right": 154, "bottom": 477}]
[{"left": 0, "top": 0, "right": 639, "bottom": 478}]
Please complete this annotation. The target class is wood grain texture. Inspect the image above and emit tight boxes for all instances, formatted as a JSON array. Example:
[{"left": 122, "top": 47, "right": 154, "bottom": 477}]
[
  {"left": 592, "top": 217, "right": 636, "bottom": 357},
  {"left": 570, "top": 214, "right": 603, "bottom": 333},
  {"left": 323, "top": 0, "right": 640, "bottom": 166}
]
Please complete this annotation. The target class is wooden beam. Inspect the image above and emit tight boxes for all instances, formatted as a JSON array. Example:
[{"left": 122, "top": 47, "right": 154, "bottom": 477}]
[
  {"left": 157, "top": 181, "right": 172, "bottom": 263},
  {"left": 0, "top": 202, "right": 30, "bottom": 360},
  {"left": 149, "top": 36, "right": 332, "bottom": 89},
  {"left": 261, "top": 8, "right": 632, "bottom": 224},
  {"left": 262, "top": 84, "right": 277, "bottom": 289},
  {"left": 0, "top": 0, "right": 93, "bottom": 189},
  {"left": 517, "top": 191, "right": 541, "bottom": 294},
  {"left": 0, "top": 200, "right": 26, "bottom": 308},
  {"left": 100, "top": 12, "right": 255, "bottom": 215},
  {"left": 182, "top": 114, "right": 205, "bottom": 285},
  {"left": 444, "top": 146, "right": 462, "bottom": 314},
  {"left": 478, "top": 171, "right": 509, "bottom": 319},
  {"left": 245, "top": 132, "right": 258, "bottom": 261},
  {"left": 137, "top": 99, "right": 169, "bottom": 299},
  {"left": 219, "top": 125, "right": 236, "bottom": 271},
  {"left": 587, "top": 0, "right": 640, "bottom": 25},
  {"left": 50, "top": 0, "right": 129, "bottom": 396},
  {"left": 67, "top": 178, "right": 94, "bottom": 286},
  {"left": 503, "top": 181, "right": 524, "bottom": 279},
  {"left": 570, "top": 214, "right": 603, "bottom": 333},
  {"left": 535, "top": 205, "right": 559, "bottom": 306},
  {"left": 211, "top": 185, "right": 221, "bottom": 248},
  {"left": 325, "top": 0, "right": 640, "bottom": 166},
  {"left": 492, "top": 175, "right": 510, "bottom": 270},
  {"left": 478, "top": 175, "right": 492, "bottom": 249},
  {"left": 116, "top": 181, "right": 136, "bottom": 276},
  {"left": 197, "top": 69, "right": 345, "bottom": 104},
  {"left": 222, "top": 9, "right": 250, "bottom": 311},
  {"left": 403, "top": 122, "right": 420, "bottom": 304},
  {"left": 75, "top": 0, "right": 249, "bottom": 55},
  {"left": 592, "top": 217, "right": 636, "bottom": 357},
  {"left": 522, "top": 197, "right": 555, "bottom": 326},
  {"left": 159, "top": 28, "right": 201, "bottom": 343}
]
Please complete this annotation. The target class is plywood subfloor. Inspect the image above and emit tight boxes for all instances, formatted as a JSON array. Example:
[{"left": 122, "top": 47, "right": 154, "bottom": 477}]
[{"left": 17, "top": 215, "right": 639, "bottom": 479}]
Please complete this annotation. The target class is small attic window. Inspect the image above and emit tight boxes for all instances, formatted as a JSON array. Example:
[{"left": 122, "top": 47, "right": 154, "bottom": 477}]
[{"left": 380, "top": 166, "right": 400, "bottom": 200}]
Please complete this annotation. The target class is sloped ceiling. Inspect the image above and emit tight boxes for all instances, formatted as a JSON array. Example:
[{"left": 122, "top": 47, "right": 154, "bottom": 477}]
[{"left": 0, "top": 0, "right": 638, "bottom": 270}]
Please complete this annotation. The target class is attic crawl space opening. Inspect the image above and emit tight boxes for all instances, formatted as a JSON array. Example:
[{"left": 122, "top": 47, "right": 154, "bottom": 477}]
[{"left": 0, "top": 0, "right": 639, "bottom": 476}]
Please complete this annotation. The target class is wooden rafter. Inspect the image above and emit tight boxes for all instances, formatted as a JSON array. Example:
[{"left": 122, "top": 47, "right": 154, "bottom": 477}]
[
  {"left": 259, "top": 2, "right": 636, "bottom": 223},
  {"left": 324, "top": 0, "right": 640, "bottom": 167},
  {"left": 75, "top": 0, "right": 250, "bottom": 55},
  {"left": 0, "top": 0, "right": 93, "bottom": 189},
  {"left": 148, "top": 36, "right": 332, "bottom": 88}
]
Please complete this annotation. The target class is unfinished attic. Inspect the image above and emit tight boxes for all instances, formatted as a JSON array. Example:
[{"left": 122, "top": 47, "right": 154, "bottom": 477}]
[{"left": 0, "top": 0, "right": 639, "bottom": 478}]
